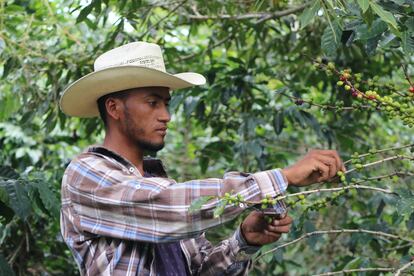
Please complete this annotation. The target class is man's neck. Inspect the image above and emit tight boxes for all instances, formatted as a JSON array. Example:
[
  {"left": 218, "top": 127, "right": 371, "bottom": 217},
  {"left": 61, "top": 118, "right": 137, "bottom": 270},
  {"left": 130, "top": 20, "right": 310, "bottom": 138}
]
[{"left": 103, "top": 131, "right": 145, "bottom": 175}]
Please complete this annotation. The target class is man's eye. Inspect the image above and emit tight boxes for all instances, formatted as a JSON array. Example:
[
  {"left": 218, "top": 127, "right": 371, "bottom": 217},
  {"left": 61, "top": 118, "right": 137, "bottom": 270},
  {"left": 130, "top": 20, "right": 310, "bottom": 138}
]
[{"left": 149, "top": 101, "right": 157, "bottom": 106}]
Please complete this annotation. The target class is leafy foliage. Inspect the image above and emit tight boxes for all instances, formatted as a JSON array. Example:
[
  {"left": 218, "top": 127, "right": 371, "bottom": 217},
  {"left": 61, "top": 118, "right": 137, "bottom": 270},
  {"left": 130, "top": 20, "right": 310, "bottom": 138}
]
[{"left": 0, "top": 0, "right": 413, "bottom": 274}]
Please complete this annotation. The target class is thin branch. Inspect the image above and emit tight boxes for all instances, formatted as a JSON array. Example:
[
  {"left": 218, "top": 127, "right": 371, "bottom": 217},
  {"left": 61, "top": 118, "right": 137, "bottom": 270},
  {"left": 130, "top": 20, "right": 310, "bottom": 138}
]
[
  {"left": 277, "top": 184, "right": 395, "bottom": 200},
  {"left": 185, "top": 3, "right": 310, "bottom": 22},
  {"left": 345, "top": 155, "right": 413, "bottom": 174},
  {"left": 242, "top": 184, "right": 396, "bottom": 207},
  {"left": 344, "top": 143, "right": 414, "bottom": 165},
  {"left": 395, "top": 259, "right": 414, "bottom": 276},
  {"left": 402, "top": 64, "right": 413, "bottom": 88},
  {"left": 256, "top": 3, "right": 311, "bottom": 24},
  {"left": 313, "top": 267, "right": 395, "bottom": 276},
  {"left": 255, "top": 229, "right": 414, "bottom": 262},
  {"left": 140, "top": 0, "right": 187, "bottom": 38},
  {"left": 241, "top": 168, "right": 409, "bottom": 206},
  {"left": 386, "top": 243, "right": 413, "bottom": 252},
  {"left": 7, "top": 233, "right": 25, "bottom": 266},
  {"left": 279, "top": 91, "right": 372, "bottom": 111}
]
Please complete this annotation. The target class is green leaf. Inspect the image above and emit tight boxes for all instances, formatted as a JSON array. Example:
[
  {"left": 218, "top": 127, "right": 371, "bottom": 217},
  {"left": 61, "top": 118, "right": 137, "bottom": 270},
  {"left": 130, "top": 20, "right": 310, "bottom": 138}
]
[
  {"left": 199, "top": 156, "right": 209, "bottom": 174},
  {"left": 355, "top": 19, "right": 388, "bottom": 41},
  {"left": 31, "top": 180, "right": 60, "bottom": 217},
  {"left": 273, "top": 110, "right": 285, "bottom": 135},
  {"left": 76, "top": 3, "right": 94, "bottom": 23},
  {"left": 406, "top": 17, "right": 414, "bottom": 32},
  {"left": 299, "top": 1, "right": 321, "bottom": 29},
  {"left": 0, "top": 166, "right": 19, "bottom": 179},
  {"left": 357, "top": 0, "right": 370, "bottom": 13},
  {"left": 406, "top": 212, "right": 414, "bottom": 231},
  {"left": 395, "top": 188, "right": 414, "bottom": 219},
  {"left": 260, "top": 251, "right": 274, "bottom": 263},
  {"left": 401, "top": 31, "right": 414, "bottom": 53},
  {"left": 370, "top": 2, "right": 398, "bottom": 30},
  {"left": 189, "top": 196, "right": 215, "bottom": 213},
  {"left": 321, "top": 21, "right": 342, "bottom": 58},
  {"left": 213, "top": 199, "right": 228, "bottom": 218},
  {"left": 344, "top": 257, "right": 363, "bottom": 269},
  {"left": 0, "top": 180, "right": 31, "bottom": 220}
]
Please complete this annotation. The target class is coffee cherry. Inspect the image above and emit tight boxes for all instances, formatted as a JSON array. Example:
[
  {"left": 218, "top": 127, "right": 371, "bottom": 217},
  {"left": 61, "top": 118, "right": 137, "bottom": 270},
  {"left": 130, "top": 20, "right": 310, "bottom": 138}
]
[
  {"left": 295, "top": 99, "right": 304, "bottom": 105},
  {"left": 298, "top": 194, "right": 305, "bottom": 200},
  {"left": 344, "top": 85, "right": 351, "bottom": 91},
  {"left": 265, "top": 216, "right": 273, "bottom": 223},
  {"left": 355, "top": 164, "right": 363, "bottom": 170},
  {"left": 337, "top": 81, "right": 344, "bottom": 86},
  {"left": 340, "top": 73, "right": 350, "bottom": 80},
  {"left": 409, "top": 87, "right": 414, "bottom": 93},
  {"left": 352, "top": 91, "right": 358, "bottom": 97}
]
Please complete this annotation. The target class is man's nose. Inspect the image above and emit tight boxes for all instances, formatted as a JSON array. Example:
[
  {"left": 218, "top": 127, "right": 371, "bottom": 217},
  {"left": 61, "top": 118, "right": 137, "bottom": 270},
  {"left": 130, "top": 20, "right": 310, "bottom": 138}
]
[{"left": 158, "top": 105, "right": 171, "bottom": 123}]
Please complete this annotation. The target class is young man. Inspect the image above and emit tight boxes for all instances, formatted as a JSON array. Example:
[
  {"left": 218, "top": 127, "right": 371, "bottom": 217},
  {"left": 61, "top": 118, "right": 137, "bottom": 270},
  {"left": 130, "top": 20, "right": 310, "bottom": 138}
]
[{"left": 60, "top": 42, "right": 345, "bottom": 275}]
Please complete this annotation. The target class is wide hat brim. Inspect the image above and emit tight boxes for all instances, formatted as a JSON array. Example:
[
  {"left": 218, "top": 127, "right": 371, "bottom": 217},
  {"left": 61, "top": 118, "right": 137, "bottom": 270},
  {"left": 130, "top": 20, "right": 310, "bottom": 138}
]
[{"left": 60, "top": 66, "right": 206, "bottom": 117}]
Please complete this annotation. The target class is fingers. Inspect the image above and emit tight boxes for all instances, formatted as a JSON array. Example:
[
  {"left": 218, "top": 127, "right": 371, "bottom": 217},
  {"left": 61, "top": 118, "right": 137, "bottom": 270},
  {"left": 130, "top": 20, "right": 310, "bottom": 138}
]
[
  {"left": 314, "top": 154, "right": 338, "bottom": 179},
  {"left": 271, "top": 215, "right": 292, "bottom": 226},
  {"left": 318, "top": 150, "right": 346, "bottom": 172},
  {"left": 266, "top": 224, "right": 290, "bottom": 233},
  {"left": 263, "top": 230, "right": 281, "bottom": 239},
  {"left": 310, "top": 150, "right": 346, "bottom": 181},
  {"left": 266, "top": 216, "right": 292, "bottom": 233},
  {"left": 313, "top": 159, "right": 330, "bottom": 182}
]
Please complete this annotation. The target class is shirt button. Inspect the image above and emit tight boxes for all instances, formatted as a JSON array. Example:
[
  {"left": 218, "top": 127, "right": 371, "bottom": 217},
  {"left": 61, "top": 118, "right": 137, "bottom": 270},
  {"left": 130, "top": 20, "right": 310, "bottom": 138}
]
[
  {"left": 129, "top": 167, "right": 135, "bottom": 173},
  {"left": 135, "top": 184, "right": 141, "bottom": 189}
]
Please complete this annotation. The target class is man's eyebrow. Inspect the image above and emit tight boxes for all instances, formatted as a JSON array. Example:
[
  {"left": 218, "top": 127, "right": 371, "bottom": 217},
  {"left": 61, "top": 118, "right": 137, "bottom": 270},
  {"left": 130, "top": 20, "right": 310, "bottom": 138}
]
[{"left": 145, "top": 93, "right": 171, "bottom": 101}]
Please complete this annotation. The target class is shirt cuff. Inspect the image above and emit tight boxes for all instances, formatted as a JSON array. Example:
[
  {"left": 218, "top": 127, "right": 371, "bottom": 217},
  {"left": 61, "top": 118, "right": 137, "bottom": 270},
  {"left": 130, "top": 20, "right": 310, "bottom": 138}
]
[
  {"left": 233, "top": 226, "right": 261, "bottom": 255},
  {"left": 252, "top": 169, "right": 288, "bottom": 198}
]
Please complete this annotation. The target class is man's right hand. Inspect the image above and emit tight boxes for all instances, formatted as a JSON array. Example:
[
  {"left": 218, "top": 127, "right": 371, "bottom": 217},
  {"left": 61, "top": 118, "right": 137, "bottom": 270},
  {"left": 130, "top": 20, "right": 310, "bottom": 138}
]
[{"left": 282, "top": 149, "right": 346, "bottom": 186}]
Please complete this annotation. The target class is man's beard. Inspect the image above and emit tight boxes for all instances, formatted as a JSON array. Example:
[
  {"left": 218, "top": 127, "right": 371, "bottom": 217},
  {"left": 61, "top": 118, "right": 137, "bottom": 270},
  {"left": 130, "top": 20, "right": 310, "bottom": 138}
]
[{"left": 123, "top": 107, "right": 165, "bottom": 152}]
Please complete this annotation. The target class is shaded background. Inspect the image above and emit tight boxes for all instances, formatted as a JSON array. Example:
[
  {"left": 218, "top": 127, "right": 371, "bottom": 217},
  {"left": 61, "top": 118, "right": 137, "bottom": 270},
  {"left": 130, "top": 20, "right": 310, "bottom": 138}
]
[{"left": 0, "top": 0, "right": 413, "bottom": 275}]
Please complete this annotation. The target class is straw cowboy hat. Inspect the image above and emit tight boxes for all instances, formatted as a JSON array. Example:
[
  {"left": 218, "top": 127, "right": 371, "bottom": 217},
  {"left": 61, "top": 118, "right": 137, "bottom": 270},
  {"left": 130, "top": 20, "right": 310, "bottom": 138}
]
[{"left": 60, "top": 42, "right": 206, "bottom": 117}]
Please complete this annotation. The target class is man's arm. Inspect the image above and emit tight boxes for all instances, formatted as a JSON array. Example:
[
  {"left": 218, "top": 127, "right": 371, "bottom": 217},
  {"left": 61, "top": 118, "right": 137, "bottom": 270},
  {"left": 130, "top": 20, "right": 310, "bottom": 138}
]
[
  {"left": 62, "top": 152, "right": 288, "bottom": 243},
  {"left": 62, "top": 149, "right": 343, "bottom": 243}
]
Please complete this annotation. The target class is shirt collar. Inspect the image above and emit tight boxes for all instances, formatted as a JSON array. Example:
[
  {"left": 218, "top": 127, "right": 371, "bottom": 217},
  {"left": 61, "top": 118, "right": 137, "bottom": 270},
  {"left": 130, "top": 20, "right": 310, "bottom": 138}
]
[{"left": 87, "top": 146, "right": 168, "bottom": 177}]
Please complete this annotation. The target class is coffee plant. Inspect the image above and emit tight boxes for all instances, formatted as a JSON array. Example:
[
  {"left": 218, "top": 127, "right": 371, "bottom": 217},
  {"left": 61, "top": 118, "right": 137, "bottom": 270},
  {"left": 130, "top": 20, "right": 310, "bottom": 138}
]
[{"left": 1, "top": 0, "right": 413, "bottom": 274}]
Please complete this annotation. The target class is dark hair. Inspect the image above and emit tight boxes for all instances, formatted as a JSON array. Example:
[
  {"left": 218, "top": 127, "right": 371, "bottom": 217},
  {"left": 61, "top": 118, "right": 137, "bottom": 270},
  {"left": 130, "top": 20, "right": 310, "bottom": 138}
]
[{"left": 97, "top": 90, "right": 133, "bottom": 128}]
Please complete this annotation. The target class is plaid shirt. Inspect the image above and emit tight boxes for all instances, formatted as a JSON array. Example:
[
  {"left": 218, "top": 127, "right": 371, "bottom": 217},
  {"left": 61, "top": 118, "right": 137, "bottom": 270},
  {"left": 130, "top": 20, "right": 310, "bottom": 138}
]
[{"left": 60, "top": 146, "right": 288, "bottom": 275}]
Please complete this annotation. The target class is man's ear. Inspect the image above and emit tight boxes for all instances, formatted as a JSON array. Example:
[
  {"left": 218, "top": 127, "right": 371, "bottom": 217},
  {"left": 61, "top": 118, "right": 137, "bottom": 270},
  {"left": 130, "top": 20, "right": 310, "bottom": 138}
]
[{"left": 105, "top": 97, "right": 124, "bottom": 121}]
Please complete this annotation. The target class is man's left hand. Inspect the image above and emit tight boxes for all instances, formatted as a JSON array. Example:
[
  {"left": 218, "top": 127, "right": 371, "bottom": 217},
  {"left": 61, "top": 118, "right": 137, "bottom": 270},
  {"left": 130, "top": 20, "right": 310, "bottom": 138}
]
[{"left": 241, "top": 211, "right": 292, "bottom": 246}]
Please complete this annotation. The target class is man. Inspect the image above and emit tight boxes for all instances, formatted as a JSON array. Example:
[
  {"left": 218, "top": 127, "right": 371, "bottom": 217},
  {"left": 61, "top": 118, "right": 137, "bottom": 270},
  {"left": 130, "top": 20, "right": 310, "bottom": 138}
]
[{"left": 60, "top": 42, "right": 345, "bottom": 275}]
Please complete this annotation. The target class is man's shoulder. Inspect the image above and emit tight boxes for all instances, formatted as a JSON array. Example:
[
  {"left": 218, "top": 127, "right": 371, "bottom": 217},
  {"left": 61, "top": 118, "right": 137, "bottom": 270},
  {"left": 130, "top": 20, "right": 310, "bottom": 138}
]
[
  {"left": 65, "top": 146, "right": 126, "bottom": 175},
  {"left": 62, "top": 146, "right": 135, "bottom": 190}
]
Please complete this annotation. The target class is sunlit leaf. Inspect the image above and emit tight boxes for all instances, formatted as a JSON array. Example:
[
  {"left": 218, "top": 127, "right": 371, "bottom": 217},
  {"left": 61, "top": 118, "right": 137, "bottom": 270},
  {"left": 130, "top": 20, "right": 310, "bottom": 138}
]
[{"left": 189, "top": 196, "right": 216, "bottom": 213}]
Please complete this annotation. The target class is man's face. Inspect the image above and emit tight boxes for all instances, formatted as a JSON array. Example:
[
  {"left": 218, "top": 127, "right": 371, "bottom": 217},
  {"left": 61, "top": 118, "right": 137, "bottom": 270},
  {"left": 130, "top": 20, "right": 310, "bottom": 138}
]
[{"left": 119, "top": 87, "right": 171, "bottom": 152}]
